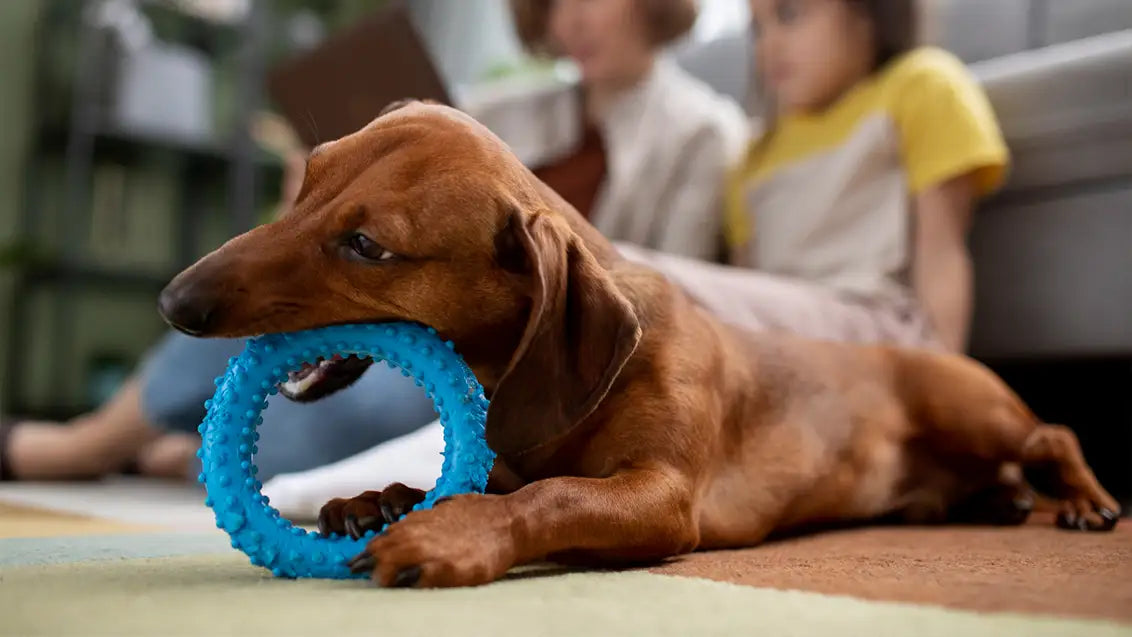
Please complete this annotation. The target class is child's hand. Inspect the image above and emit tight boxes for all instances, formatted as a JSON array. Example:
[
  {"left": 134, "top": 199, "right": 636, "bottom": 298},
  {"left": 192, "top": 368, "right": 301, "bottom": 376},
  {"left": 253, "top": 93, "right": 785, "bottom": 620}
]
[
  {"left": 277, "top": 150, "right": 307, "bottom": 218},
  {"left": 250, "top": 112, "right": 309, "bottom": 220}
]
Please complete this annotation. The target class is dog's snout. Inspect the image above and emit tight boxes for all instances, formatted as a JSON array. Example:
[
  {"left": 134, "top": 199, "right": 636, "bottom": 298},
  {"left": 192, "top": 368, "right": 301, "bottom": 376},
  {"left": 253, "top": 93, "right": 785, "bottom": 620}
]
[{"left": 158, "top": 279, "right": 217, "bottom": 336}]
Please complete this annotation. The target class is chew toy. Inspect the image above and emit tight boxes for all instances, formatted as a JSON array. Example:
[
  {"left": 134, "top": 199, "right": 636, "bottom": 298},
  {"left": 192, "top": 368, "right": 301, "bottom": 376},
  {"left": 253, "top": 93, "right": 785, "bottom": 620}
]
[{"left": 196, "top": 322, "right": 494, "bottom": 579}]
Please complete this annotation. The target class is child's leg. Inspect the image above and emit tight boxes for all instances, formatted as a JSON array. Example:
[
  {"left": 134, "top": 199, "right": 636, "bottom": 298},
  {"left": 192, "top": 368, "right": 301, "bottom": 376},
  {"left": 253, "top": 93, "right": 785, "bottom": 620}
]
[
  {"left": 183, "top": 361, "right": 439, "bottom": 484},
  {"left": 614, "top": 243, "right": 940, "bottom": 348},
  {"left": 137, "top": 332, "right": 439, "bottom": 482},
  {"left": 136, "top": 330, "right": 249, "bottom": 436},
  {"left": 0, "top": 331, "right": 245, "bottom": 481},
  {"left": 261, "top": 420, "right": 445, "bottom": 521}
]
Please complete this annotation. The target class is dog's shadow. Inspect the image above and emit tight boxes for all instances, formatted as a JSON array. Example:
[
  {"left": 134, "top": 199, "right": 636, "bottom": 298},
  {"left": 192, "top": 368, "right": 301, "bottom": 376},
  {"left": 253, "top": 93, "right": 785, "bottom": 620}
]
[
  {"left": 500, "top": 562, "right": 593, "bottom": 582},
  {"left": 502, "top": 555, "right": 693, "bottom": 583}
]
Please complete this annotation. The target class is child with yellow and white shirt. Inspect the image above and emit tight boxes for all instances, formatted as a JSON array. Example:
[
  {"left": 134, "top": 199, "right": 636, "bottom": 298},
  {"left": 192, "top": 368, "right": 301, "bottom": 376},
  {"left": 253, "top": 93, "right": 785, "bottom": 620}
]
[{"left": 621, "top": 0, "right": 1009, "bottom": 354}]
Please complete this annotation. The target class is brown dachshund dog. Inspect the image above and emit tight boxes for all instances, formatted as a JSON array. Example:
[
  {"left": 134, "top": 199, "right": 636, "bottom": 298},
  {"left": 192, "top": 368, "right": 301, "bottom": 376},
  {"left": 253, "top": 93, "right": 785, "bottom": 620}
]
[{"left": 158, "top": 101, "right": 1121, "bottom": 588}]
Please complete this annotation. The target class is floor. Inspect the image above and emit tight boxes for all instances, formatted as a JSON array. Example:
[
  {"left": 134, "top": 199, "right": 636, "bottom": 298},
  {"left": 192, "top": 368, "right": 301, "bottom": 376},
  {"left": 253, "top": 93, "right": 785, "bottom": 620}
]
[{"left": 1, "top": 478, "right": 1130, "bottom": 636}]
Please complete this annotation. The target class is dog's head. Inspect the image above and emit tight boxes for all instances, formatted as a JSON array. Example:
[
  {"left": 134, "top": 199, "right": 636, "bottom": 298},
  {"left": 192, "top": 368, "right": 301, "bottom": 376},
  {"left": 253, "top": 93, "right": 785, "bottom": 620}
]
[{"left": 158, "top": 100, "right": 640, "bottom": 458}]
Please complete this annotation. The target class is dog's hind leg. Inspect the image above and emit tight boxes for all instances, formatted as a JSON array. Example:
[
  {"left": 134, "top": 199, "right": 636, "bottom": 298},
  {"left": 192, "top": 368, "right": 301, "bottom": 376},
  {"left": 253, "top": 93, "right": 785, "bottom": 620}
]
[
  {"left": 902, "top": 354, "right": 1121, "bottom": 531},
  {"left": 946, "top": 415, "right": 1119, "bottom": 531},
  {"left": 1018, "top": 423, "right": 1121, "bottom": 531}
]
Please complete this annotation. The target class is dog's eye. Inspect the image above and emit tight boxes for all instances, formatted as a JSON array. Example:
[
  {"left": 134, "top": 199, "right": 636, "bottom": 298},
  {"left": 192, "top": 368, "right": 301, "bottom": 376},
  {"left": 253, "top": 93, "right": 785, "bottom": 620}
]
[{"left": 347, "top": 233, "right": 396, "bottom": 262}]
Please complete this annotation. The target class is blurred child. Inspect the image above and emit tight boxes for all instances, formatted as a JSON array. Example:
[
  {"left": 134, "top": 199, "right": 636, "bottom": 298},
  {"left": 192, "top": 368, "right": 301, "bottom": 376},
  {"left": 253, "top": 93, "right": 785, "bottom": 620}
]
[
  {"left": 621, "top": 0, "right": 1009, "bottom": 353},
  {"left": 483, "top": 0, "right": 750, "bottom": 261}
]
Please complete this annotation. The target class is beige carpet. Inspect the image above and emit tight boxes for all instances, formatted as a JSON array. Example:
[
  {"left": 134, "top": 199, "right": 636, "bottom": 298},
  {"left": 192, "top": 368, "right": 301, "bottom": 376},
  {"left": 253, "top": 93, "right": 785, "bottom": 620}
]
[
  {"left": 0, "top": 501, "right": 165, "bottom": 538},
  {"left": 2, "top": 553, "right": 1130, "bottom": 637}
]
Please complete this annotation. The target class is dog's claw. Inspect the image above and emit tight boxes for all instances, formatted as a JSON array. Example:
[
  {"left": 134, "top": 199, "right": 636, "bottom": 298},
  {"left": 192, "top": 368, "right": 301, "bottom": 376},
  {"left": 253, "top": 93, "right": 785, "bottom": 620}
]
[
  {"left": 380, "top": 502, "right": 398, "bottom": 524},
  {"left": 348, "top": 551, "right": 376, "bottom": 574},
  {"left": 1057, "top": 506, "right": 1120, "bottom": 532},
  {"left": 345, "top": 515, "right": 363, "bottom": 540},
  {"left": 391, "top": 565, "right": 421, "bottom": 588},
  {"left": 1096, "top": 508, "right": 1120, "bottom": 531},
  {"left": 356, "top": 516, "right": 382, "bottom": 533}
]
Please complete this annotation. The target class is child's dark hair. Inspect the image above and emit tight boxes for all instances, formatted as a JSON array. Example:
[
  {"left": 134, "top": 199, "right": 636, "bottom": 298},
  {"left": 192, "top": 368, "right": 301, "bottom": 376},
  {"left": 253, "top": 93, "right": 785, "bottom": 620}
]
[{"left": 846, "top": 0, "right": 921, "bottom": 70}]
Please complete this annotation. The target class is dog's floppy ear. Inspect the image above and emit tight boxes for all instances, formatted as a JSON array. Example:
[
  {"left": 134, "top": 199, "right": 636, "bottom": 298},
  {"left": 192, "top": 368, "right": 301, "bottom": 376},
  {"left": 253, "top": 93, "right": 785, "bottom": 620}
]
[{"left": 486, "top": 208, "right": 641, "bottom": 459}]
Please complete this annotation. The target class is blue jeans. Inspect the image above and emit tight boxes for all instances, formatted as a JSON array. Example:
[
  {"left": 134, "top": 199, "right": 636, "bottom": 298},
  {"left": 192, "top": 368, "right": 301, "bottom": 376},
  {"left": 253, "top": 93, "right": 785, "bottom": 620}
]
[{"left": 137, "top": 331, "right": 438, "bottom": 481}]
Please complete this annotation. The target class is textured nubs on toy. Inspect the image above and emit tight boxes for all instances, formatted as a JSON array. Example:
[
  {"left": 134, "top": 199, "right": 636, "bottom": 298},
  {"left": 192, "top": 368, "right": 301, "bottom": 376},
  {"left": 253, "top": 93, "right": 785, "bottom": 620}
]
[{"left": 196, "top": 322, "right": 495, "bottom": 580}]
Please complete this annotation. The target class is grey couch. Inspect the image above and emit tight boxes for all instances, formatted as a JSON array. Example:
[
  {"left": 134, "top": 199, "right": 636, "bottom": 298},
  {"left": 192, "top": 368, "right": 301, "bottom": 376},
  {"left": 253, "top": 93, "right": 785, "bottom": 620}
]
[{"left": 673, "top": 1, "right": 1132, "bottom": 508}]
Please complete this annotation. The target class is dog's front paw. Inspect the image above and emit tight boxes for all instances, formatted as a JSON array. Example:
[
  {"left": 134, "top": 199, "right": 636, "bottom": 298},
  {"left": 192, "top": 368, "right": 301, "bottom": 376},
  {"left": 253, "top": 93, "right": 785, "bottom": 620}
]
[
  {"left": 348, "top": 494, "right": 515, "bottom": 588},
  {"left": 317, "top": 482, "right": 426, "bottom": 539},
  {"left": 1056, "top": 500, "right": 1121, "bottom": 532}
]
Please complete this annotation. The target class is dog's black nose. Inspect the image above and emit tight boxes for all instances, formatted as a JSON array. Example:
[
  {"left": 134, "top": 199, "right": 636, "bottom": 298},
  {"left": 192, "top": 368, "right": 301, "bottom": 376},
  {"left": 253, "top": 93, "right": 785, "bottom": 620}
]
[{"left": 158, "top": 281, "right": 216, "bottom": 335}]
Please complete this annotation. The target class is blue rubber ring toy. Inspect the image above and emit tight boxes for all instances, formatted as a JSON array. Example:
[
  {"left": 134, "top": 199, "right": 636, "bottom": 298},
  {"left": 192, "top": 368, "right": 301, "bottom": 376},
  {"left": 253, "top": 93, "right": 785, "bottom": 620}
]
[{"left": 195, "top": 322, "right": 495, "bottom": 579}]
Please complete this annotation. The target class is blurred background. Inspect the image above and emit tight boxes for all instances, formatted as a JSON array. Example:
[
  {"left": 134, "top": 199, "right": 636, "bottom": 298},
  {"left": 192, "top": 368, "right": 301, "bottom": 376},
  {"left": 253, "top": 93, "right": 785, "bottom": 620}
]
[
  {"left": 0, "top": 0, "right": 752, "bottom": 420},
  {"left": 0, "top": 0, "right": 1128, "bottom": 501}
]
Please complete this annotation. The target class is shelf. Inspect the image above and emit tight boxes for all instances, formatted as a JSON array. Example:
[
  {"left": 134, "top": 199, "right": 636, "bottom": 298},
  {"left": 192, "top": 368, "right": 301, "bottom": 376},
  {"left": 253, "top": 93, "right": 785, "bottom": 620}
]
[
  {"left": 36, "top": 124, "right": 284, "bottom": 171},
  {"left": 2, "top": 0, "right": 276, "bottom": 416},
  {"left": 17, "top": 261, "right": 176, "bottom": 293}
]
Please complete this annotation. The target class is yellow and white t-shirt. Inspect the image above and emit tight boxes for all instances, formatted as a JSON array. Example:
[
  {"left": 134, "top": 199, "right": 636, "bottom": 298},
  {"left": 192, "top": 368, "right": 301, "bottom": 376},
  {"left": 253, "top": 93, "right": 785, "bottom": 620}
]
[{"left": 724, "top": 46, "right": 1009, "bottom": 306}]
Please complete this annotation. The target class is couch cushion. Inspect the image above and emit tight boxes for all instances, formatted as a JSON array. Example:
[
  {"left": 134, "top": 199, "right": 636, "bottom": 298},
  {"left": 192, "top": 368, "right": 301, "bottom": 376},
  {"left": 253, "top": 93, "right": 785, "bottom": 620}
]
[
  {"left": 966, "top": 31, "right": 1132, "bottom": 357},
  {"left": 970, "top": 30, "right": 1132, "bottom": 192},
  {"left": 969, "top": 185, "right": 1132, "bottom": 359},
  {"left": 926, "top": 0, "right": 1034, "bottom": 62},
  {"left": 1045, "top": 0, "right": 1132, "bottom": 44}
]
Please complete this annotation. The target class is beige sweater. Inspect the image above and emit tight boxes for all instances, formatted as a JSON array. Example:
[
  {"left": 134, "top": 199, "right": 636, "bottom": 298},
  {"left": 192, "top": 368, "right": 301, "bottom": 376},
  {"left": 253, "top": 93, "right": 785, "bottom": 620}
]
[{"left": 461, "top": 57, "right": 750, "bottom": 262}]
